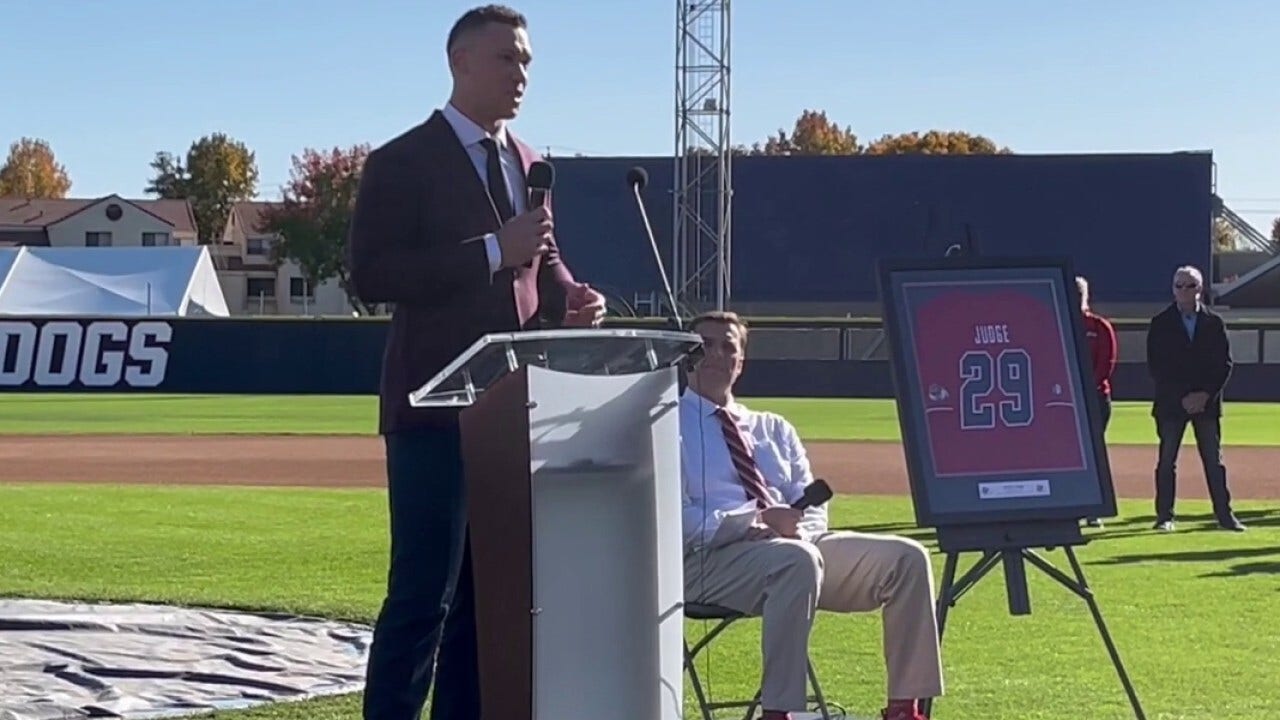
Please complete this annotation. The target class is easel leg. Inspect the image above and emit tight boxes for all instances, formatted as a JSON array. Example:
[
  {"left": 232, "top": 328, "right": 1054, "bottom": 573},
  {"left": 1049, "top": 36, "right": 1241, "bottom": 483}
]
[
  {"left": 1064, "top": 546, "right": 1147, "bottom": 720},
  {"left": 921, "top": 551, "right": 1000, "bottom": 718},
  {"left": 933, "top": 552, "right": 959, "bottom": 645},
  {"left": 923, "top": 547, "right": 1145, "bottom": 719},
  {"left": 1019, "top": 547, "right": 1147, "bottom": 720}
]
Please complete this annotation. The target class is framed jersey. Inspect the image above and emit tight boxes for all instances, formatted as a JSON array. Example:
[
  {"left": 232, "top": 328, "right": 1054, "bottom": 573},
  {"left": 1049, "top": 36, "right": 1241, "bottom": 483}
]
[{"left": 877, "top": 255, "right": 1116, "bottom": 528}]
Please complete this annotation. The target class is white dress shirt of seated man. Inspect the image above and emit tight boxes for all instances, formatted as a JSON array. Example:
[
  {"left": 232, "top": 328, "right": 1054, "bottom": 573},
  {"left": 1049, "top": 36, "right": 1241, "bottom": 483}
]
[{"left": 680, "top": 311, "right": 944, "bottom": 720}]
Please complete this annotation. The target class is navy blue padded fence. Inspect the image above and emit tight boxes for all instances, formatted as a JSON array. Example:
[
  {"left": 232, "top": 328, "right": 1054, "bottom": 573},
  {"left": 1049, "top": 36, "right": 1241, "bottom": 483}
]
[
  {"left": 0, "top": 317, "right": 384, "bottom": 394},
  {"left": 550, "top": 152, "right": 1214, "bottom": 305},
  {"left": 2, "top": 317, "right": 1275, "bottom": 401}
]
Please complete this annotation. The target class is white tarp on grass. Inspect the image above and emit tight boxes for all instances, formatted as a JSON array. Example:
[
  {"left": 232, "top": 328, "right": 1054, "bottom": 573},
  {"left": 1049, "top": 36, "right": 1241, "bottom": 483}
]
[
  {"left": 0, "top": 246, "right": 229, "bottom": 317},
  {"left": 0, "top": 599, "right": 370, "bottom": 719}
]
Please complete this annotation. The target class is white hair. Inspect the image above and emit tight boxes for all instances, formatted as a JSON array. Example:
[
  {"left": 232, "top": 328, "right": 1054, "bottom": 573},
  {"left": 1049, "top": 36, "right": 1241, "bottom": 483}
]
[{"left": 1174, "top": 265, "right": 1203, "bottom": 285}]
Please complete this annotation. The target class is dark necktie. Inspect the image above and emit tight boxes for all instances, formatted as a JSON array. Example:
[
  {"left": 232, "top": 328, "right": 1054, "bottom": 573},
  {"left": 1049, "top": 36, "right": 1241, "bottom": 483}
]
[
  {"left": 714, "top": 407, "right": 774, "bottom": 509},
  {"left": 480, "top": 138, "right": 515, "bottom": 222}
]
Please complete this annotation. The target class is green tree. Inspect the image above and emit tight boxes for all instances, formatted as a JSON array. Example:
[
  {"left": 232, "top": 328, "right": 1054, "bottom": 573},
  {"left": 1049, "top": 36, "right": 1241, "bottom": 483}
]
[
  {"left": 146, "top": 133, "right": 258, "bottom": 243},
  {"left": 259, "top": 145, "right": 374, "bottom": 315},
  {"left": 145, "top": 151, "right": 189, "bottom": 198},
  {"left": 0, "top": 137, "right": 72, "bottom": 198}
]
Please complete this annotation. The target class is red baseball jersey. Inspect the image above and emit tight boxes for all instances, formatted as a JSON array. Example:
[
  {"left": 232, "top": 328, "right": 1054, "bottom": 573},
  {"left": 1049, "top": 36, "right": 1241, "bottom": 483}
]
[{"left": 908, "top": 283, "right": 1087, "bottom": 477}]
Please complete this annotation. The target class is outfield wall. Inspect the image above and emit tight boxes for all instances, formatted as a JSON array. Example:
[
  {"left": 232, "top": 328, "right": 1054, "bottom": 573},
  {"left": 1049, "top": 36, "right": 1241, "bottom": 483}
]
[
  {"left": 552, "top": 152, "right": 1214, "bottom": 307},
  {"left": 2, "top": 316, "right": 1278, "bottom": 402}
]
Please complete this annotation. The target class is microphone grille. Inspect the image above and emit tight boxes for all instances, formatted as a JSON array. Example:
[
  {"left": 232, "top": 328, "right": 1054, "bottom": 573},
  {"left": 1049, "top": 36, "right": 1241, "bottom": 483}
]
[
  {"left": 626, "top": 166, "right": 649, "bottom": 189},
  {"left": 528, "top": 160, "right": 555, "bottom": 190}
]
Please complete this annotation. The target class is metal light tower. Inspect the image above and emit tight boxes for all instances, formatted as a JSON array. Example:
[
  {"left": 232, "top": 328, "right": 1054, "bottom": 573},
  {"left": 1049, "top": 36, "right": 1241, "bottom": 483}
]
[{"left": 673, "top": 0, "right": 732, "bottom": 312}]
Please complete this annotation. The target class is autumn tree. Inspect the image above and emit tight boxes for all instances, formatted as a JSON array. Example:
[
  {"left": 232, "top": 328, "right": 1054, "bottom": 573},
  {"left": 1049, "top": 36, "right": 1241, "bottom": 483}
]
[
  {"left": 761, "top": 109, "right": 861, "bottom": 155},
  {"left": 259, "top": 145, "right": 373, "bottom": 315},
  {"left": 751, "top": 110, "right": 1011, "bottom": 157},
  {"left": 864, "top": 130, "right": 1009, "bottom": 155},
  {"left": 146, "top": 133, "right": 259, "bottom": 243},
  {"left": 1213, "top": 218, "right": 1240, "bottom": 251},
  {"left": 0, "top": 137, "right": 72, "bottom": 198}
]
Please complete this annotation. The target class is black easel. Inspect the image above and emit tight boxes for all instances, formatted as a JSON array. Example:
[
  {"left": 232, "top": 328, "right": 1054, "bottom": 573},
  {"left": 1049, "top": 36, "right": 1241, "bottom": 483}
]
[
  {"left": 917, "top": 231, "right": 1146, "bottom": 720},
  {"left": 919, "top": 521, "right": 1146, "bottom": 720}
]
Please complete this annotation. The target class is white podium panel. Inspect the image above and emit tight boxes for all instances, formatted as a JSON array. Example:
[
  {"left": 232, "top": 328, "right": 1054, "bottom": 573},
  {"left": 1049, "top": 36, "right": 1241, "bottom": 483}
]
[
  {"left": 527, "top": 365, "right": 685, "bottom": 720},
  {"left": 430, "top": 329, "right": 702, "bottom": 720}
]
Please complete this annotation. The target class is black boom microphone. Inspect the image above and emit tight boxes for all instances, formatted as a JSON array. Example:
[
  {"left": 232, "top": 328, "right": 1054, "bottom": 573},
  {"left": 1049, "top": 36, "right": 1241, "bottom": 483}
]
[
  {"left": 791, "top": 478, "right": 834, "bottom": 511},
  {"left": 626, "top": 166, "right": 682, "bottom": 330}
]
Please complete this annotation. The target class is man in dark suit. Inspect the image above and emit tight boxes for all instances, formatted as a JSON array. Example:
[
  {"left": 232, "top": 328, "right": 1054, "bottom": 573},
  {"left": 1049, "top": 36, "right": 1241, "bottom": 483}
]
[
  {"left": 1145, "top": 265, "right": 1244, "bottom": 533},
  {"left": 345, "top": 6, "right": 606, "bottom": 719}
]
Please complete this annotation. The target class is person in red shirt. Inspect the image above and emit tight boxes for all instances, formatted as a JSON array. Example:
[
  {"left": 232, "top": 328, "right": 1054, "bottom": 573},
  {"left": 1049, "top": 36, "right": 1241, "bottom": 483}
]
[{"left": 1077, "top": 275, "right": 1118, "bottom": 527}]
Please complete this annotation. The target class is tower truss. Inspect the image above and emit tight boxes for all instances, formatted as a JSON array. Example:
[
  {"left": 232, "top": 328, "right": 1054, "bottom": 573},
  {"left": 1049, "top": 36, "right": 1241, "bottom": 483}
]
[{"left": 673, "top": 0, "right": 732, "bottom": 311}]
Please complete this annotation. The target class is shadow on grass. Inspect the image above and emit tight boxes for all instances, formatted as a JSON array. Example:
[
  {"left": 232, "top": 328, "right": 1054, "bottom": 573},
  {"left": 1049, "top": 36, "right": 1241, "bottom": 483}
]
[
  {"left": 1090, "top": 507, "right": 1280, "bottom": 577},
  {"left": 1105, "top": 548, "right": 1280, "bottom": 578},
  {"left": 831, "top": 522, "right": 938, "bottom": 546}
]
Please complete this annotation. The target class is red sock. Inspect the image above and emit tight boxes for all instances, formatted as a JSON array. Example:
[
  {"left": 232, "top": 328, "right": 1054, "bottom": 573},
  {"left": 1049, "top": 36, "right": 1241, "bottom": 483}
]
[{"left": 886, "top": 698, "right": 918, "bottom": 716}]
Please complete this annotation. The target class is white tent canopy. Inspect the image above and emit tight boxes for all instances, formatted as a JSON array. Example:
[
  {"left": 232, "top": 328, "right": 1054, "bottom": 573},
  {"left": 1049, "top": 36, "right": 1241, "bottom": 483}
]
[{"left": 0, "top": 246, "right": 229, "bottom": 317}]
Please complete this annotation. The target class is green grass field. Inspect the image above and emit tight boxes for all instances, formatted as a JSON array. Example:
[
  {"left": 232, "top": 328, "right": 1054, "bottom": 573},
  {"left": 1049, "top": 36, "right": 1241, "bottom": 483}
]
[
  {"left": 1, "top": 394, "right": 1277, "bottom": 718},
  {"left": 2, "top": 393, "right": 1278, "bottom": 445},
  {"left": 0, "top": 485, "right": 1276, "bottom": 719}
]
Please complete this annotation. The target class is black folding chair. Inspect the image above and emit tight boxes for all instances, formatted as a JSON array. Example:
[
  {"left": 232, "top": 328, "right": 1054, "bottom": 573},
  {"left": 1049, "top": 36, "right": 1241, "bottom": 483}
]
[{"left": 684, "top": 602, "right": 833, "bottom": 720}]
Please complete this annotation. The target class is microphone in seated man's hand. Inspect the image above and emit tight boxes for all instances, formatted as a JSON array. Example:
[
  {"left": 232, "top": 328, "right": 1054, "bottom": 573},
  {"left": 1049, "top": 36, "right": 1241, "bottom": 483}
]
[
  {"left": 753, "top": 479, "right": 833, "bottom": 540},
  {"left": 791, "top": 478, "right": 834, "bottom": 511}
]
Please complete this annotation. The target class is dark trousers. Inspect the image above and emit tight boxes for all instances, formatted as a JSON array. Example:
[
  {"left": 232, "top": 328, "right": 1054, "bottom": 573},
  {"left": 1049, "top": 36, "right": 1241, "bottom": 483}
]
[
  {"left": 1086, "top": 393, "right": 1112, "bottom": 523},
  {"left": 1154, "top": 413, "right": 1234, "bottom": 523},
  {"left": 363, "top": 426, "right": 479, "bottom": 720}
]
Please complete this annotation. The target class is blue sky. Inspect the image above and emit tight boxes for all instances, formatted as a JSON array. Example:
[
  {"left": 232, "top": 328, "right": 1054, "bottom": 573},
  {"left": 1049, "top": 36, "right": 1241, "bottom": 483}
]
[{"left": 2, "top": 0, "right": 1276, "bottom": 232}]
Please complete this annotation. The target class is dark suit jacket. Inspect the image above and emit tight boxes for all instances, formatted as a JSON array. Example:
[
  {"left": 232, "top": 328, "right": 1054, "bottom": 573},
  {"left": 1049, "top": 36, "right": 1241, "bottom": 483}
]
[
  {"left": 346, "top": 111, "right": 577, "bottom": 434},
  {"left": 1145, "top": 303, "right": 1233, "bottom": 419}
]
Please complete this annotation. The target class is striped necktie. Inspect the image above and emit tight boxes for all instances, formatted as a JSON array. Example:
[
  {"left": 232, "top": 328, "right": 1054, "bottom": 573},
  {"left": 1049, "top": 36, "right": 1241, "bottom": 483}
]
[{"left": 714, "top": 407, "right": 774, "bottom": 508}]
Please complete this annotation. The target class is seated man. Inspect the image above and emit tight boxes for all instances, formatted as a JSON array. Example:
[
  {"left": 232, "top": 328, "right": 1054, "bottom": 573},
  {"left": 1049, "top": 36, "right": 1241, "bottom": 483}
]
[{"left": 680, "top": 311, "right": 943, "bottom": 720}]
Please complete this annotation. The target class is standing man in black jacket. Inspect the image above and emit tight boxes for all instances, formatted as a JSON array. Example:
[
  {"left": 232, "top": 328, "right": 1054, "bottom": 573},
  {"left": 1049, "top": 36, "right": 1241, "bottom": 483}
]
[{"left": 1145, "top": 265, "right": 1245, "bottom": 532}]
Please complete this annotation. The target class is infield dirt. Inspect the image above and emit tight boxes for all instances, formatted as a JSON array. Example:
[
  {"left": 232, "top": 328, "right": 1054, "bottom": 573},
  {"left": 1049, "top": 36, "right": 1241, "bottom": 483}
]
[{"left": 1, "top": 435, "right": 1275, "bottom": 500}]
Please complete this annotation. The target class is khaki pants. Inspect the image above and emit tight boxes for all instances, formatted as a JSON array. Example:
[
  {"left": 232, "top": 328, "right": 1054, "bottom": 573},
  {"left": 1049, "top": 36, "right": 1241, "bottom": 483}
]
[{"left": 684, "top": 531, "right": 944, "bottom": 712}]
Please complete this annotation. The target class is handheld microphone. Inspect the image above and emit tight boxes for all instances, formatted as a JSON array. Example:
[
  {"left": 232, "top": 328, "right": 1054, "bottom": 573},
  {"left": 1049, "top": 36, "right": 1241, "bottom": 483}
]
[
  {"left": 524, "top": 161, "right": 555, "bottom": 270},
  {"left": 626, "top": 166, "right": 683, "bottom": 330},
  {"left": 528, "top": 161, "right": 554, "bottom": 209},
  {"left": 791, "top": 478, "right": 833, "bottom": 511},
  {"left": 527, "top": 160, "right": 564, "bottom": 326}
]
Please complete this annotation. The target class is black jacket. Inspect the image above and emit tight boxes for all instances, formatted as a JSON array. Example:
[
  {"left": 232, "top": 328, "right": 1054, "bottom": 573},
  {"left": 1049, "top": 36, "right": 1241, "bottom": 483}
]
[{"left": 1145, "top": 303, "right": 1233, "bottom": 418}]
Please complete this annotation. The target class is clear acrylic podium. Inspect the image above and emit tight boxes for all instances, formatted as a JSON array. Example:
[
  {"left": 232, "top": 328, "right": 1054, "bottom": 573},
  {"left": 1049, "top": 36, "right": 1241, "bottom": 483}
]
[{"left": 409, "top": 328, "right": 704, "bottom": 720}]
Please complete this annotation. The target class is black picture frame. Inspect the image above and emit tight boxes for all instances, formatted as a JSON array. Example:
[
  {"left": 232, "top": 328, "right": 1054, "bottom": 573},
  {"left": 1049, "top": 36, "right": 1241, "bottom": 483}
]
[{"left": 876, "top": 253, "right": 1118, "bottom": 530}]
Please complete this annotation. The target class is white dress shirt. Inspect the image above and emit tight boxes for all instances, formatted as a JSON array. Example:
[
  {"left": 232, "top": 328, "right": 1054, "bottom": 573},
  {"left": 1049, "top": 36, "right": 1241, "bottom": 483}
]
[
  {"left": 680, "top": 390, "right": 829, "bottom": 552},
  {"left": 440, "top": 102, "right": 528, "bottom": 275}
]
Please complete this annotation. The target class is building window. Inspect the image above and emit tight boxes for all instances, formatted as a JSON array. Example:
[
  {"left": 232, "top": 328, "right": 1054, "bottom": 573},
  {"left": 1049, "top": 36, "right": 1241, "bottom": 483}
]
[
  {"left": 247, "top": 237, "right": 272, "bottom": 255},
  {"left": 85, "top": 232, "right": 112, "bottom": 247},
  {"left": 142, "top": 232, "right": 170, "bottom": 247},
  {"left": 246, "top": 277, "right": 275, "bottom": 298},
  {"left": 290, "top": 277, "right": 315, "bottom": 300}
]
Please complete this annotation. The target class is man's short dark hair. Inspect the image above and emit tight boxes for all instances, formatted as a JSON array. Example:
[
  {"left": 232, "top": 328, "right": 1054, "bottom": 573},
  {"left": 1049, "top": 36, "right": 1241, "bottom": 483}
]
[
  {"left": 690, "top": 310, "right": 749, "bottom": 345},
  {"left": 447, "top": 5, "right": 527, "bottom": 51}
]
